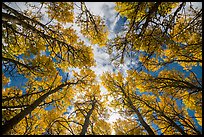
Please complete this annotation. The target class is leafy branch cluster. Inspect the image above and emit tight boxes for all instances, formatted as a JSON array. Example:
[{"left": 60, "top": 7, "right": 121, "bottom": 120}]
[{"left": 2, "top": 2, "right": 202, "bottom": 135}]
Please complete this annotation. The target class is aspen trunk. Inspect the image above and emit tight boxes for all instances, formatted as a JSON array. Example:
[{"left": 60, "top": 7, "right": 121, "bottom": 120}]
[
  {"left": 118, "top": 85, "right": 155, "bottom": 135},
  {"left": 80, "top": 101, "right": 96, "bottom": 135},
  {"left": 137, "top": 97, "right": 188, "bottom": 135},
  {"left": 127, "top": 97, "right": 155, "bottom": 135},
  {"left": 2, "top": 83, "right": 70, "bottom": 135}
]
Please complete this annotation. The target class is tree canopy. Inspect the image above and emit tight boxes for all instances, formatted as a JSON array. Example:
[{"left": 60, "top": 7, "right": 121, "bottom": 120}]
[{"left": 2, "top": 2, "right": 202, "bottom": 135}]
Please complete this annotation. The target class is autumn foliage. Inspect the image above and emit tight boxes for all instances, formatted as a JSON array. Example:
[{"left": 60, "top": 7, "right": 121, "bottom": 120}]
[{"left": 2, "top": 2, "right": 202, "bottom": 135}]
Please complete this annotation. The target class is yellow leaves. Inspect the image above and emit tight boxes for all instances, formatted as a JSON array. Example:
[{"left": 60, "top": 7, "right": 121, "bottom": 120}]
[
  {"left": 62, "top": 27, "right": 78, "bottom": 45},
  {"left": 55, "top": 41, "right": 95, "bottom": 70},
  {"left": 93, "top": 119, "right": 112, "bottom": 135},
  {"left": 75, "top": 44, "right": 95, "bottom": 68},
  {"left": 35, "top": 109, "right": 67, "bottom": 134},
  {"left": 101, "top": 73, "right": 112, "bottom": 91},
  {"left": 158, "top": 69, "right": 185, "bottom": 80},
  {"left": 162, "top": 35, "right": 201, "bottom": 70},
  {"left": 46, "top": 2, "right": 74, "bottom": 23},
  {"left": 157, "top": 97, "right": 177, "bottom": 116},
  {"left": 115, "top": 2, "right": 130, "bottom": 17},
  {"left": 139, "top": 55, "right": 146, "bottom": 63},
  {"left": 30, "top": 55, "right": 56, "bottom": 76},
  {"left": 178, "top": 60, "right": 197, "bottom": 71},
  {"left": 3, "top": 34, "right": 29, "bottom": 57},
  {"left": 158, "top": 2, "right": 179, "bottom": 16},
  {"left": 46, "top": 74, "right": 62, "bottom": 87},
  {"left": 188, "top": 32, "right": 201, "bottom": 45},
  {"left": 10, "top": 33, "right": 46, "bottom": 58},
  {"left": 44, "top": 96, "right": 53, "bottom": 104},
  {"left": 49, "top": 25, "right": 79, "bottom": 46},
  {"left": 179, "top": 62, "right": 192, "bottom": 71},
  {"left": 157, "top": 97, "right": 166, "bottom": 110},
  {"left": 195, "top": 112, "right": 202, "bottom": 126},
  {"left": 2, "top": 2, "right": 202, "bottom": 135},
  {"left": 79, "top": 15, "right": 109, "bottom": 47},
  {"left": 12, "top": 118, "right": 28, "bottom": 135},
  {"left": 36, "top": 36, "right": 47, "bottom": 48},
  {"left": 127, "top": 70, "right": 153, "bottom": 93},
  {"left": 115, "top": 2, "right": 145, "bottom": 22},
  {"left": 171, "top": 17, "right": 186, "bottom": 36},
  {"left": 76, "top": 2, "right": 109, "bottom": 47},
  {"left": 144, "top": 58, "right": 161, "bottom": 72},
  {"left": 2, "top": 87, "right": 23, "bottom": 99},
  {"left": 164, "top": 49, "right": 174, "bottom": 59},
  {"left": 183, "top": 93, "right": 196, "bottom": 110},
  {"left": 113, "top": 118, "right": 144, "bottom": 135},
  {"left": 25, "top": 72, "right": 63, "bottom": 94},
  {"left": 79, "top": 68, "right": 96, "bottom": 81},
  {"left": 2, "top": 74, "right": 10, "bottom": 87},
  {"left": 182, "top": 91, "right": 201, "bottom": 127},
  {"left": 136, "top": 84, "right": 146, "bottom": 92},
  {"left": 170, "top": 14, "right": 201, "bottom": 47},
  {"left": 5, "top": 107, "right": 47, "bottom": 135},
  {"left": 15, "top": 36, "right": 29, "bottom": 54},
  {"left": 72, "top": 68, "right": 97, "bottom": 93},
  {"left": 113, "top": 72, "right": 123, "bottom": 86},
  {"left": 126, "top": 73, "right": 137, "bottom": 90},
  {"left": 141, "top": 94, "right": 157, "bottom": 103},
  {"left": 101, "top": 72, "right": 126, "bottom": 95},
  {"left": 157, "top": 121, "right": 175, "bottom": 135},
  {"left": 57, "top": 62, "right": 69, "bottom": 72},
  {"left": 86, "top": 84, "right": 100, "bottom": 97}
]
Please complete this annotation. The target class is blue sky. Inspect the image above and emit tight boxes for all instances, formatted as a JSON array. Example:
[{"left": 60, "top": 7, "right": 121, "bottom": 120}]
[
  {"left": 113, "top": 16, "right": 127, "bottom": 34},
  {"left": 2, "top": 2, "right": 202, "bottom": 135},
  {"left": 75, "top": 2, "right": 203, "bottom": 134}
]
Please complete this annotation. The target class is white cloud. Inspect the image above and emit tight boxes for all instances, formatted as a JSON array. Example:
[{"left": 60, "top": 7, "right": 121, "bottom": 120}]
[
  {"left": 5, "top": 2, "right": 28, "bottom": 12},
  {"left": 85, "top": 2, "right": 115, "bottom": 17},
  {"left": 101, "top": 3, "right": 117, "bottom": 29},
  {"left": 85, "top": 2, "right": 117, "bottom": 37},
  {"left": 108, "top": 112, "right": 121, "bottom": 123},
  {"left": 91, "top": 44, "right": 114, "bottom": 77},
  {"left": 189, "top": 2, "right": 202, "bottom": 9}
]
